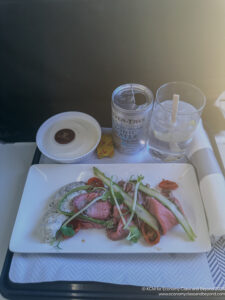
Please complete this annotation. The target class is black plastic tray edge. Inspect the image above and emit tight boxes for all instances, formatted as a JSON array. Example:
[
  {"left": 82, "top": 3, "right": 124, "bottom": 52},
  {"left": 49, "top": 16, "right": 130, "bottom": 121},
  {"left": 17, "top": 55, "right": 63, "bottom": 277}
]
[{"left": 0, "top": 148, "right": 223, "bottom": 299}]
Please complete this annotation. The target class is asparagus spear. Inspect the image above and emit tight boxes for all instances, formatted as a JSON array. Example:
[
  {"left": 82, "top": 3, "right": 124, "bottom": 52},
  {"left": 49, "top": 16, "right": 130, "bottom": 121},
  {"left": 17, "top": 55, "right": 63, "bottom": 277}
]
[
  {"left": 138, "top": 183, "right": 196, "bottom": 240},
  {"left": 93, "top": 167, "right": 159, "bottom": 232},
  {"left": 124, "top": 175, "right": 144, "bottom": 229}
]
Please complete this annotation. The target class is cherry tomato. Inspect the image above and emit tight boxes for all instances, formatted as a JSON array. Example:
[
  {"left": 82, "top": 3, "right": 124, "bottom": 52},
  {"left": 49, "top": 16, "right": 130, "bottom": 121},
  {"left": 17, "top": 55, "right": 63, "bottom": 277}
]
[
  {"left": 87, "top": 177, "right": 104, "bottom": 187},
  {"left": 140, "top": 223, "right": 160, "bottom": 245},
  {"left": 158, "top": 179, "right": 178, "bottom": 191}
]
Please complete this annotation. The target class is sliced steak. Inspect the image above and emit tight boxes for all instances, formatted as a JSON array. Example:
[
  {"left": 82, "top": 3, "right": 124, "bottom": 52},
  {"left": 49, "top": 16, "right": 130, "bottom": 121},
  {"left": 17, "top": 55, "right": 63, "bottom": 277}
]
[
  {"left": 73, "top": 192, "right": 99, "bottom": 210},
  {"left": 106, "top": 215, "right": 135, "bottom": 241},
  {"left": 117, "top": 181, "right": 144, "bottom": 205},
  {"left": 85, "top": 200, "right": 112, "bottom": 220},
  {"left": 144, "top": 196, "right": 183, "bottom": 235},
  {"left": 125, "top": 182, "right": 134, "bottom": 193},
  {"left": 107, "top": 218, "right": 129, "bottom": 241},
  {"left": 73, "top": 192, "right": 112, "bottom": 220},
  {"left": 112, "top": 204, "right": 129, "bottom": 222},
  {"left": 118, "top": 180, "right": 126, "bottom": 189}
]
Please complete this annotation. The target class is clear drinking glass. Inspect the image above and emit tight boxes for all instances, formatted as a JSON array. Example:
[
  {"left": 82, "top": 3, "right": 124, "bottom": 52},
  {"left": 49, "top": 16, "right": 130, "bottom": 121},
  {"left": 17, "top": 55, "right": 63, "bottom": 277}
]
[{"left": 148, "top": 81, "right": 206, "bottom": 161}]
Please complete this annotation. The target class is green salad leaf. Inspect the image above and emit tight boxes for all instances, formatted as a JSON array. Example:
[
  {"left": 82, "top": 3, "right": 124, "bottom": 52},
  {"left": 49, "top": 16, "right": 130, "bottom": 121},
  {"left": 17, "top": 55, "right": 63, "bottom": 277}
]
[
  {"left": 60, "top": 225, "right": 75, "bottom": 237},
  {"left": 126, "top": 226, "right": 141, "bottom": 243}
]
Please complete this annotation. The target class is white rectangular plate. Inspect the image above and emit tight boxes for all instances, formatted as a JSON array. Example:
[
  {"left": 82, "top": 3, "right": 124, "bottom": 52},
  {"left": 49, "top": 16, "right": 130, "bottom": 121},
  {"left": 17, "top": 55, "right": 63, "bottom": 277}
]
[{"left": 10, "top": 163, "right": 211, "bottom": 253}]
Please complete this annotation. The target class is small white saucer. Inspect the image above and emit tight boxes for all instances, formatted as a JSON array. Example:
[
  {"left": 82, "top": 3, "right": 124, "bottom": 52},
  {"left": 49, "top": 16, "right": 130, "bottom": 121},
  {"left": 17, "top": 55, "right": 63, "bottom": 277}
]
[{"left": 36, "top": 112, "right": 101, "bottom": 163}]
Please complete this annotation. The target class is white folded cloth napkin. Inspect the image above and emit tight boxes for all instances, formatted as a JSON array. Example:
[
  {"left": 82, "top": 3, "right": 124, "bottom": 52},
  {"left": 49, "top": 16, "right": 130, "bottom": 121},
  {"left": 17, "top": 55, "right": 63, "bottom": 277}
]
[{"left": 10, "top": 252, "right": 214, "bottom": 288}]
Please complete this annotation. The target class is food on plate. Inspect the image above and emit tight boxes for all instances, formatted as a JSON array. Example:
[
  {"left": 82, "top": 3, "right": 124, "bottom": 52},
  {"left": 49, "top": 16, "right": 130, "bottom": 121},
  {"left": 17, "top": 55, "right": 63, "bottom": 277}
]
[
  {"left": 87, "top": 177, "right": 104, "bottom": 187},
  {"left": 39, "top": 167, "right": 196, "bottom": 246},
  {"left": 158, "top": 179, "right": 179, "bottom": 191},
  {"left": 39, "top": 181, "right": 88, "bottom": 242},
  {"left": 96, "top": 134, "right": 114, "bottom": 158}
]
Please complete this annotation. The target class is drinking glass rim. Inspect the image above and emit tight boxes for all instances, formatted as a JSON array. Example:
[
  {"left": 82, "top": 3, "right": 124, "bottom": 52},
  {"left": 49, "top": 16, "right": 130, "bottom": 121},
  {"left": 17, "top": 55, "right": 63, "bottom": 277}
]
[{"left": 155, "top": 81, "right": 206, "bottom": 115}]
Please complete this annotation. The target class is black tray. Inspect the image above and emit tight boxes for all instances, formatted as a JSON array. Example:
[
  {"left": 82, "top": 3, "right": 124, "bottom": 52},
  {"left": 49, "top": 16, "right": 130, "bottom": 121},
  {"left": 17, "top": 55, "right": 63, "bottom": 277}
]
[{"left": 0, "top": 148, "right": 222, "bottom": 300}]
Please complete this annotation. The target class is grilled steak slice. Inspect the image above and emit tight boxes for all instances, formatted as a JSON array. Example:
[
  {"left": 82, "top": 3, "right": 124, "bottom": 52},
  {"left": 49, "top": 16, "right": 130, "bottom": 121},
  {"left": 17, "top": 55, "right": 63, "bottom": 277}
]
[
  {"left": 73, "top": 192, "right": 99, "bottom": 210},
  {"left": 73, "top": 192, "right": 112, "bottom": 220},
  {"left": 112, "top": 204, "right": 129, "bottom": 222},
  {"left": 144, "top": 196, "right": 183, "bottom": 235},
  {"left": 106, "top": 214, "right": 136, "bottom": 241},
  {"left": 107, "top": 218, "right": 129, "bottom": 240},
  {"left": 85, "top": 200, "right": 112, "bottom": 220}
]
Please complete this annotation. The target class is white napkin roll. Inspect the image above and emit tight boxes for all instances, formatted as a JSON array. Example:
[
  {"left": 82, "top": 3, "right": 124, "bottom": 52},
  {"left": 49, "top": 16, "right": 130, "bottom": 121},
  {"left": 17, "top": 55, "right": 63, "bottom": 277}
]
[
  {"left": 200, "top": 174, "right": 225, "bottom": 237},
  {"left": 187, "top": 120, "right": 213, "bottom": 157},
  {"left": 215, "top": 131, "right": 225, "bottom": 171},
  {"left": 187, "top": 121, "right": 225, "bottom": 240}
]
